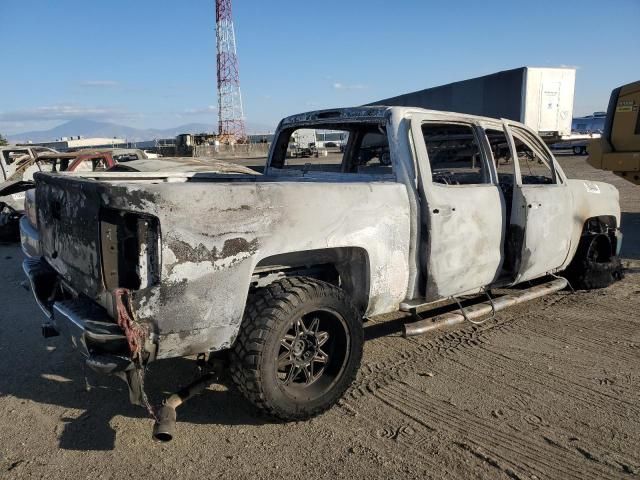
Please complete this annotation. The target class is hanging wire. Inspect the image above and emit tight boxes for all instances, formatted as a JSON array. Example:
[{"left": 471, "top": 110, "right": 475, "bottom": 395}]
[
  {"left": 550, "top": 272, "right": 575, "bottom": 294},
  {"left": 452, "top": 295, "right": 489, "bottom": 326}
]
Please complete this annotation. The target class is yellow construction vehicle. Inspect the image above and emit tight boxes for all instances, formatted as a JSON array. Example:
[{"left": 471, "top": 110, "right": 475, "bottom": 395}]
[{"left": 588, "top": 80, "right": 640, "bottom": 185}]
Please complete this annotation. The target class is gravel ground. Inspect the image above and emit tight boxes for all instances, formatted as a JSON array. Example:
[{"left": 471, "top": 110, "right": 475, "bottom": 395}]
[{"left": 0, "top": 155, "right": 638, "bottom": 479}]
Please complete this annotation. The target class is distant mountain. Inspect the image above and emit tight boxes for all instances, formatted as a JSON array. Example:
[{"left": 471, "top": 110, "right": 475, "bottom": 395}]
[{"left": 7, "top": 119, "right": 274, "bottom": 143}]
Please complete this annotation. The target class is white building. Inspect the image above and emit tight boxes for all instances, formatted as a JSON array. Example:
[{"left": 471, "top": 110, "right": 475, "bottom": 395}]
[{"left": 22, "top": 136, "right": 125, "bottom": 151}]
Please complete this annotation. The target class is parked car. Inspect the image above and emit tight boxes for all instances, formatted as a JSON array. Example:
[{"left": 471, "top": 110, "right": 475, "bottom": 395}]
[
  {"left": 17, "top": 149, "right": 148, "bottom": 255},
  {"left": 1, "top": 148, "right": 147, "bottom": 244},
  {"left": 1, "top": 146, "right": 60, "bottom": 240},
  {"left": 19, "top": 106, "right": 622, "bottom": 439}
]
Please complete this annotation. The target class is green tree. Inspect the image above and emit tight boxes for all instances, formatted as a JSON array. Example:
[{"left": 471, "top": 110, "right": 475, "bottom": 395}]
[{"left": 0, "top": 133, "right": 7, "bottom": 146}]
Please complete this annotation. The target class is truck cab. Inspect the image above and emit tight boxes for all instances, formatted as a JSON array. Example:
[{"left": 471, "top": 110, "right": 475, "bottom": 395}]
[{"left": 269, "top": 107, "right": 619, "bottom": 300}]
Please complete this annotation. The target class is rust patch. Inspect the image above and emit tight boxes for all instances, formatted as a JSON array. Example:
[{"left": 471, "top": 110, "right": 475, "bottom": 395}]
[
  {"left": 114, "top": 288, "right": 149, "bottom": 360},
  {"left": 104, "top": 184, "right": 161, "bottom": 211},
  {"left": 157, "top": 278, "right": 188, "bottom": 306},
  {"left": 221, "top": 204, "right": 251, "bottom": 212},
  {"left": 168, "top": 237, "right": 259, "bottom": 264},
  {"left": 221, "top": 237, "right": 258, "bottom": 258}
]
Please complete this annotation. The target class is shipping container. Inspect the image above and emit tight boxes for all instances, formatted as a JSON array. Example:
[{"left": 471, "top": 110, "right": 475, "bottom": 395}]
[{"left": 370, "top": 67, "right": 576, "bottom": 140}]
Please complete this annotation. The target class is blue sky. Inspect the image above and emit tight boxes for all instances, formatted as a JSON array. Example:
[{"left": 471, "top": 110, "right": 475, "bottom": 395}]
[{"left": 1, "top": 0, "right": 638, "bottom": 135}]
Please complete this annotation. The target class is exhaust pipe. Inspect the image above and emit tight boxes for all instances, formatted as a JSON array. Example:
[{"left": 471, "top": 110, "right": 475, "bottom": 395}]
[
  {"left": 152, "top": 371, "right": 218, "bottom": 442},
  {"left": 403, "top": 278, "right": 567, "bottom": 337},
  {"left": 153, "top": 404, "right": 178, "bottom": 442}
]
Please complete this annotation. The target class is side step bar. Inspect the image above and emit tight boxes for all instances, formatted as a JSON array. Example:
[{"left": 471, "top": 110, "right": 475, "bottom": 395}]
[{"left": 403, "top": 278, "right": 567, "bottom": 337}]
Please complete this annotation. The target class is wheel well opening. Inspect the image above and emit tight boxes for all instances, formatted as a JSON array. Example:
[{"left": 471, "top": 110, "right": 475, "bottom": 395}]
[
  {"left": 589, "top": 235, "right": 613, "bottom": 263},
  {"left": 581, "top": 215, "right": 618, "bottom": 259},
  {"left": 251, "top": 247, "right": 371, "bottom": 315}
]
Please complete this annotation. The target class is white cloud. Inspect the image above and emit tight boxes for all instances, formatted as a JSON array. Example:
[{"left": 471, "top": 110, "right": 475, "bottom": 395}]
[
  {"left": 558, "top": 64, "right": 582, "bottom": 70},
  {"left": 0, "top": 104, "right": 131, "bottom": 122},
  {"left": 183, "top": 105, "right": 217, "bottom": 115},
  {"left": 79, "top": 80, "right": 120, "bottom": 88},
  {"left": 333, "top": 82, "right": 367, "bottom": 90}
]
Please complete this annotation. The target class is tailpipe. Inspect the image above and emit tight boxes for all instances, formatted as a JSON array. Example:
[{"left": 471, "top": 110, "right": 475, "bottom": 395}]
[
  {"left": 152, "top": 371, "right": 218, "bottom": 442},
  {"left": 152, "top": 405, "right": 177, "bottom": 442}
]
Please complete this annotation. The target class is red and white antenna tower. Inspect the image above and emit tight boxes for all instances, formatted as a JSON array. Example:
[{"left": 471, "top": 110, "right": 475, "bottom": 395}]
[{"left": 215, "top": 0, "right": 245, "bottom": 143}]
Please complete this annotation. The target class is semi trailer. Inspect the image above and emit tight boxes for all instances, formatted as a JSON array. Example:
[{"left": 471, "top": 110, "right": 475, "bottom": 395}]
[{"left": 370, "top": 66, "right": 576, "bottom": 141}]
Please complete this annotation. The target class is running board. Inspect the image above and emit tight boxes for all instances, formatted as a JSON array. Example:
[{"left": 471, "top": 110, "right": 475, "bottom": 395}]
[{"left": 403, "top": 278, "right": 567, "bottom": 337}]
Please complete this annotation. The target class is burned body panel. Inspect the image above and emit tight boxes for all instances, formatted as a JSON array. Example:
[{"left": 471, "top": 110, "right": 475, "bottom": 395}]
[
  {"left": 128, "top": 180, "right": 410, "bottom": 359},
  {"left": 561, "top": 179, "right": 621, "bottom": 267},
  {"left": 422, "top": 185, "right": 505, "bottom": 299},
  {"left": 36, "top": 175, "right": 103, "bottom": 296},
  {"left": 34, "top": 173, "right": 411, "bottom": 359},
  {"left": 511, "top": 184, "right": 573, "bottom": 284}
]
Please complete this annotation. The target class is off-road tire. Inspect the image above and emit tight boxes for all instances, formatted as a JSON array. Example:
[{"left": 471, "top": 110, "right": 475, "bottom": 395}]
[
  {"left": 229, "top": 276, "right": 363, "bottom": 421},
  {"left": 564, "top": 234, "right": 624, "bottom": 290}
]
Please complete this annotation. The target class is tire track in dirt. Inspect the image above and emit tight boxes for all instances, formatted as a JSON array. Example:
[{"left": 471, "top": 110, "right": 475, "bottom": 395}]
[
  {"left": 567, "top": 300, "right": 640, "bottom": 324},
  {"left": 346, "top": 279, "right": 640, "bottom": 478},
  {"left": 445, "top": 345, "right": 640, "bottom": 417},
  {"left": 375, "top": 382, "right": 628, "bottom": 480},
  {"left": 349, "top": 326, "right": 484, "bottom": 401},
  {"left": 354, "top": 305, "right": 639, "bottom": 422},
  {"left": 346, "top": 282, "right": 640, "bottom": 478},
  {"left": 517, "top": 322, "right": 640, "bottom": 365},
  {"left": 485, "top": 316, "right": 640, "bottom": 376},
  {"left": 352, "top": 303, "right": 550, "bottom": 402},
  {"left": 335, "top": 400, "right": 467, "bottom": 480},
  {"left": 540, "top": 432, "right": 639, "bottom": 476},
  {"left": 474, "top": 344, "right": 640, "bottom": 417},
  {"left": 537, "top": 303, "right": 640, "bottom": 338},
  {"left": 429, "top": 352, "right": 640, "bottom": 470}
]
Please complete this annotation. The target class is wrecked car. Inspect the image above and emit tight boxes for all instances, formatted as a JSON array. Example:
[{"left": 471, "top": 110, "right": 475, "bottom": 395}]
[
  {"left": 1, "top": 147, "right": 130, "bottom": 241},
  {"left": 16, "top": 149, "right": 147, "bottom": 254},
  {"left": 22, "top": 107, "right": 622, "bottom": 440},
  {"left": 0, "top": 146, "right": 59, "bottom": 240}
]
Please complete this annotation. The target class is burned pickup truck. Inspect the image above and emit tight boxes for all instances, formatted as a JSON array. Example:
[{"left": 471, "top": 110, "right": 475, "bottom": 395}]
[{"left": 22, "top": 107, "right": 622, "bottom": 440}]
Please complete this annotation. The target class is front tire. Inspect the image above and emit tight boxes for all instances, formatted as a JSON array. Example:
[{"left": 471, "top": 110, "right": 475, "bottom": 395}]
[
  {"left": 565, "top": 234, "right": 623, "bottom": 289},
  {"left": 230, "top": 277, "right": 363, "bottom": 421}
]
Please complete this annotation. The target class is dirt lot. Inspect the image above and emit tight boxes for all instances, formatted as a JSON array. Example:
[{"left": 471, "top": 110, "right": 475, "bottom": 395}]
[{"left": 1, "top": 155, "right": 639, "bottom": 479}]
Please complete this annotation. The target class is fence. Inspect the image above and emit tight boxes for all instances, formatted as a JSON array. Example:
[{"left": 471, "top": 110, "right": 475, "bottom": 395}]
[{"left": 194, "top": 143, "right": 270, "bottom": 159}]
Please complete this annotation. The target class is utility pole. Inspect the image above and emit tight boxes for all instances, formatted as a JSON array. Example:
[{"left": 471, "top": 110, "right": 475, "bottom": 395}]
[{"left": 216, "top": 0, "right": 245, "bottom": 143}]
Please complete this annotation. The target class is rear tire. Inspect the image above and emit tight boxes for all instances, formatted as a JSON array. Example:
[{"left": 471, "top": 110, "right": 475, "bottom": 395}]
[
  {"left": 230, "top": 276, "right": 363, "bottom": 421},
  {"left": 565, "top": 234, "right": 623, "bottom": 289}
]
